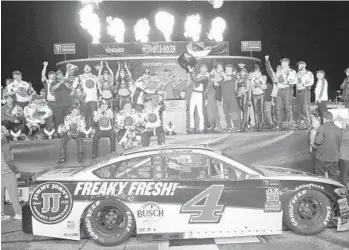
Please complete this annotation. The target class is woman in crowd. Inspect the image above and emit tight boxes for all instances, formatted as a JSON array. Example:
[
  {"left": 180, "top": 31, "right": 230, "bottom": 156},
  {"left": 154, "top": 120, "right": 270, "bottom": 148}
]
[
  {"left": 251, "top": 67, "right": 267, "bottom": 131},
  {"left": 237, "top": 68, "right": 251, "bottom": 131},
  {"left": 115, "top": 61, "right": 134, "bottom": 111},
  {"left": 98, "top": 61, "right": 114, "bottom": 110}
]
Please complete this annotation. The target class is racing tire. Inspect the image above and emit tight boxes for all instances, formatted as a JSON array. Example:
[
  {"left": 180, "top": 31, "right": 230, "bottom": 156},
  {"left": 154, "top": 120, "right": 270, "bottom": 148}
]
[
  {"left": 83, "top": 199, "right": 136, "bottom": 246},
  {"left": 283, "top": 189, "right": 333, "bottom": 235}
]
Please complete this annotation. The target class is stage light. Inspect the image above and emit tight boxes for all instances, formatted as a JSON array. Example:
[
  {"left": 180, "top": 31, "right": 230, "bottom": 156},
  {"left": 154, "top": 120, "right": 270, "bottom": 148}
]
[
  {"left": 134, "top": 18, "right": 150, "bottom": 42},
  {"left": 106, "top": 16, "right": 125, "bottom": 43},
  {"left": 209, "top": 0, "right": 224, "bottom": 9},
  {"left": 79, "top": 4, "right": 101, "bottom": 44},
  {"left": 184, "top": 14, "right": 202, "bottom": 42},
  {"left": 155, "top": 11, "right": 175, "bottom": 42},
  {"left": 207, "top": 17, "right": 226, "bottom": 42}
]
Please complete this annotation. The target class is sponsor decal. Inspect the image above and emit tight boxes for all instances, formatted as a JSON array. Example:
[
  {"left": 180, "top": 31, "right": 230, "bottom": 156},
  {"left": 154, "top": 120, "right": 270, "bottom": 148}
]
[
  {"left": 30, "top": 182, "right": 73, "bottom": 225},
  {"left": 137, "top": 202, "right": 164, "bottom": 222},
  {"left": 266, "top": 188, "right": 281, "bottom": 202},
  {"left": 338, "top": 198, "right": 349, "bottom": 215},
  {"left": 323, "top": 206, "right": 332, "bottom": 226},
  {"left": 295, "top": 183, "right": 324, "bottom": 191},
  {"left": 245, "top": 175, "right": 260, "bottom": 180},
  {"left": 141, "top": 44, "right": 176, "bottom": 54},
  {"left": 104, "top": 47, "right": 125, "bottom": 54},
  {"left": 85, "top": 200, "right": 101, "bottom": 241},
  {"left": 288, "top": 190, "right": 307, "bottom": 226},
  {"left": 125, "top": 211, "right": 133, "bottom": 232},
  {"left": 263, "top": 180, "right": 280, "bottom": 187},
  {"left": 63, "top": 233, "right": 78, "bottom": 237},
  {"left": 67, "top": 220, "right": 75, "bottom": 230},
  {"left": 73, "top": 181, "right": 178, "bottom": 197},
  {"left": 264, "top": 201, "right": 282, "bottom": 212}
]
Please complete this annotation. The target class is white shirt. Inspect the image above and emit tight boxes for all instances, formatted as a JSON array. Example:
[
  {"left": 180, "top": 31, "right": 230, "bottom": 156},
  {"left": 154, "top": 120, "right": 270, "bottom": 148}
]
[
  {"left": 74, "top": 74, "right": 99, "bottom": 102},
  {"left": 193, "top": 72, "right": 210, "bottom": 92},
  {"left": 296, "top": 70, "right": 314, "bottom": 90},
  {"left": 43, "top": 79, "right": 55, "bottom": 102},
  {"left": 315, "top": 78, "right": 328, "bottom": 102},
  {"left": 8, "top": 80, "right": 33, "bottom": 103}
]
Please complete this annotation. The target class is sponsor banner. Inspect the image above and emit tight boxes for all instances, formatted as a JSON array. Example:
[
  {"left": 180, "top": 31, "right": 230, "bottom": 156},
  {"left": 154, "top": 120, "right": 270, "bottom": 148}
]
[
  {"left": 54, "top": 43, "right": 76, "bottom": 55},
  {"left": 241, "top": 41, "right": 262, "bottom": 52},
  {"left": 88, "top": 41, "right": 229, "bottom": 58}
]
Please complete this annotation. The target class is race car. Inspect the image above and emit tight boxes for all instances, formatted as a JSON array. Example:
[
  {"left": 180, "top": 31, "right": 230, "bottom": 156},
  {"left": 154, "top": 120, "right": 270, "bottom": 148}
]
[{"left": 22, "top": 145, "right": 349, "bottom": 246}]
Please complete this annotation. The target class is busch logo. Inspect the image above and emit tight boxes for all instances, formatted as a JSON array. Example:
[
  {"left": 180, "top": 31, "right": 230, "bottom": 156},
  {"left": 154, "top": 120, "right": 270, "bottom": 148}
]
[
  {"left": 142, "top": 44, "right": 176, "bottom": 54},
  {"left": 137, "top": 202, "right": 164, "bottom": 221}
]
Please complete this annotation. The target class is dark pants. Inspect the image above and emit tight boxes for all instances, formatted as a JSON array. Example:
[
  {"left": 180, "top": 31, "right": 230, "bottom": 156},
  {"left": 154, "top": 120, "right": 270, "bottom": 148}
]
[
  {"left": 296, "top": 89, "right": 311, "bottom": 123},
  {"left": 141, "top": 127, "right": 165, "bottom": 147},
  {"left": 60, "top": 133, "right": 84, "bottom": 162},
  {"left": 275, "top": 88, "right": 291, "bottom": 127},
  {"left": 339, "top": 159, "right": 349, "bottom": 186},
  {"left": 317, "top": 101, "right": 328, "bottom": 124},
  {"left": 92, "top": 129, "right": 116, "bottom": 159},
  {"left": 223, "top": 97, "right": 240, "bottom": 129},
  {"left": 134, "top": 104, "right": 144, "bottom": 112},
  {"left": 315, "top": 159, "right": 339, "bottom": 181},
  {"left": 16, "top": 101, "right": 29, "bottom": 109},
  {"left": 344, "top": 101, "right": 349, "bottom": 109},
  {"left": 238, "top": 93, "right": 249, "bottom": 128},
  {"left": 55, "top": 106, "right": 72, "bottom": 131},
  {"left": 252, "top": 94, "right": 264, "bottom": 129},
  {"left": 82, "top": 101, "right": 97, "bottom": 129},
  {"left": 1, "top": 120, "right": 27, "bottom": 134}
]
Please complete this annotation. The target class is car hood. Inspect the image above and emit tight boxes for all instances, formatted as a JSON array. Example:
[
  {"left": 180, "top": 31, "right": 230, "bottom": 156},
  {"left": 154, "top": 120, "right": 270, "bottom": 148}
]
[
  {"left": 254, "top": 165, "right": 320, "bottom": 177},
  {"left": 34, "top": 165, "right": 84, "bottom": 181}
]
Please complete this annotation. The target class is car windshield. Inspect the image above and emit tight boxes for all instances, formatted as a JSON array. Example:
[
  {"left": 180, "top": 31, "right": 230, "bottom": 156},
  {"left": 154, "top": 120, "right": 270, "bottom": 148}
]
[{"left": 221, "top": 151, "right": 265, "bottom": 176}]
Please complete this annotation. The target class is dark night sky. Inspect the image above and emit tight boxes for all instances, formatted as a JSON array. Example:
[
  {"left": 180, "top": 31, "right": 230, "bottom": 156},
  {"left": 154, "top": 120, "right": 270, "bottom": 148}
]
[{"left": 2, "top": 1, "right": 349, "bottom": 100}]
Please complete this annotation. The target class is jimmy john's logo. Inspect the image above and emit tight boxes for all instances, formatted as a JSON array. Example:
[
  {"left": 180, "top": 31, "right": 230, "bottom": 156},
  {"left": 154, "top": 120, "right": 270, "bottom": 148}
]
[
  {"left": 142, "top": 44, "right": 176, "bottom": 54},
  {"left": 137, "top": 202, "right": 164, "bottom": 221},
  {"left": 73, "top": 181, "right": 178, "bottom": 196},
  {"left": 30, "top": 182, "right": 73, "bottom": 224}
]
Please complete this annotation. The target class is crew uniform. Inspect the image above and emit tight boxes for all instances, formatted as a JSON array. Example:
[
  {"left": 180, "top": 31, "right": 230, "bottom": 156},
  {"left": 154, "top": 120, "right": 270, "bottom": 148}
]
[
  {"left": 189, "top": 69, "right": 210, "bottom": 132},
  {"left": 140, "top": 101, "right": 166, "bottom": 147},
  {"left": 57, "top": 108, "right": 86, "bottom": 164},
  {"left": 92, "top": 101, "right": 116, "bottom": 159},
  {"left": 296, "top": 62, "right": 314, "bottom": 124},
  {"left": 275, "top": 60, "right": 297, "bottom": 129},
  {"left": 23, "top": 100, "right": 53, "bottom": 132},
  {"left": 115, "top": 106, "right": 141, "bottom": 144}
]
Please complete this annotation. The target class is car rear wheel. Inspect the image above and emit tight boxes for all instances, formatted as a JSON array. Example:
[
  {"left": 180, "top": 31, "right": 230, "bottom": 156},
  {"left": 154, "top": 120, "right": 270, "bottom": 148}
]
[
  {"left": 284, "top": 189, "right": 332, "bottom": 235},
  {"left": 83, "top": 199, "right": 136, "bottom": 246}
]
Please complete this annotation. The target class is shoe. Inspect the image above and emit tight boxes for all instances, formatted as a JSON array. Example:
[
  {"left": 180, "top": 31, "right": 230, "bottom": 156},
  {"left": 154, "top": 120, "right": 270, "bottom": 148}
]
[
  {"left": 14, "top": 214, "right": 22, "bottom": 220},
  {"left": 213, "top": 127, "right": 222, "bottom": 132},
  {"left": 223, "top": 127, "right": 232, "bottom": 131},
  {"left": 57, "top": 159, "right": 66, "bottom": 165},
  {"left": 2, "top": 215, "right": 10, "bottom": 221}
]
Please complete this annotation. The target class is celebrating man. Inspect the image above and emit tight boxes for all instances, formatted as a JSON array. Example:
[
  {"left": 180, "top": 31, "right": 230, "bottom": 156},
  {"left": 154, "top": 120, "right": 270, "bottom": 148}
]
[
  {"left": 274, "top": 58, "right": 297, "bottom": 130},
  {"left": 92, "top": 100, "right": 116, "bottom": 159},
  {"left": 188, "top": 64, "right": 210, "bottom": 133},
  {"left": 296, "top": 61, "right": 314, "bottom": 125},
  {"left": 41, "top": 62, "right": 56, "bottom": 115},
  {"left": 7, "top": 71, "right": 34, "bottom": 109}
]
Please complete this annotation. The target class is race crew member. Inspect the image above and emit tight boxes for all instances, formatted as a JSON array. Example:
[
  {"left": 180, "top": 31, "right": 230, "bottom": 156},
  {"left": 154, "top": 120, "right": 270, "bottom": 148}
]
[
  {"left": 340, "top": 68, "right": 349, "bottom": 108},
  {"left": 236, "top": 68, "right": 251, "bottom": 131},
  {"left": 97, "top": 61, "right": 114, "bottom": 109},
  {"left": 274, "top": 58, "right": 297, "bottom": 130},
  {"left": 296, "top": 61, "right": 314, "bottom": 125},
  {"left": 92, "top": 100, "right": 116, "bottom": 159},
  {"left": 115, "top": 101, "right": 141, "bottom": 148},
  {"left": 187, "top": 64, "right": 210, "bottom": 133},
  {"left": 7, "top": 70, "right": 34, "bottom": 109},
  {"left": 73, "top": 64, "right": 99, "bottom": 130},
  {"left": 220, "top": 64, "right": 240, "bottom": 131},
  {"left": 140, "top": 97, "right": 166, "bottom": 147},
  {"left": 132, "top": 70, "right": 156, "bottom": 112},
  {"left": 115, "top": 61, "right": 134, "bottom": 111},
  {"left": 250, "top": 67, "right": 267, "bottom": 131},
  {"left": 57, "top": 106, "right": 86, "bottom": 165},
  {"left": 23, "top": 99, "right": 53, "bottom": 137},
  {"left": 41, "top": 61, "right": 56, "bottom": 115}
]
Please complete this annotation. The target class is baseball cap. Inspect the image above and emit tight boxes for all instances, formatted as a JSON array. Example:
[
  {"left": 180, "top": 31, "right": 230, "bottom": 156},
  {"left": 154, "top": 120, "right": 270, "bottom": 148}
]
[
  {"left": 280, "top": 58, "right": 290, "bottom": 63},
  {"left": 12, "top": 70, "right": 22, "bottom": 76},
  {"left": 297, "top": 61, "right": 306, "bottom": 66}
]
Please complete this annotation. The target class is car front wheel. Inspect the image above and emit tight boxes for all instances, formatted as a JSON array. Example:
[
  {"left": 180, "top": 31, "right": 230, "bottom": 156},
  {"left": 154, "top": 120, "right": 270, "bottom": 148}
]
[
  {"left": 83, "top": 199, "right": 136, "bottom": 246},
  {"left": 284, "top": 189, "right": 333, "bottom": 235}
]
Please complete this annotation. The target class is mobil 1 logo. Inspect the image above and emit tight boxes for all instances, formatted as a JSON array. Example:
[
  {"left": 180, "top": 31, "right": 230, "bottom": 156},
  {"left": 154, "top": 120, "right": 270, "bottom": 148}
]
[{"left": 29, "top": 182, "right": 73, "bottom": 224}]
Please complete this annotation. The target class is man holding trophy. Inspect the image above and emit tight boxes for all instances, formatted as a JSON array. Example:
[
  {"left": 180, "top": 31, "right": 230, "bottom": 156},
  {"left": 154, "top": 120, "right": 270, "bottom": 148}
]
[{"left": 92, "top": 99, "right": 116, "bottom": 159}]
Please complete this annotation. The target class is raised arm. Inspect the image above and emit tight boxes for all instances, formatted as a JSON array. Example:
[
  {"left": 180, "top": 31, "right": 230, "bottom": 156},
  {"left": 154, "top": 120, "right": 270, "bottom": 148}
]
[
  {"left": 41, "top": 62, "right": 48, "bottom": 82},
  {"left": 124, "top": 61, "right": 132, "bottom": 80}
]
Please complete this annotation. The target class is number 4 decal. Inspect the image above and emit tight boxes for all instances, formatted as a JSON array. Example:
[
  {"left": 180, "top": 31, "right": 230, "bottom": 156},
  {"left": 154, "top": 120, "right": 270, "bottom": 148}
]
[{"left": 180, "top": 185, "right": 225, "bottom": 223}]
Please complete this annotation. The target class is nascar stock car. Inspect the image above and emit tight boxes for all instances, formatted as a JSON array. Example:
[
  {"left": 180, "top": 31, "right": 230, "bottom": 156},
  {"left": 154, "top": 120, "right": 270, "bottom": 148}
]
[{"left": 22, "top": 145, "right": 349, "bottom": 246}]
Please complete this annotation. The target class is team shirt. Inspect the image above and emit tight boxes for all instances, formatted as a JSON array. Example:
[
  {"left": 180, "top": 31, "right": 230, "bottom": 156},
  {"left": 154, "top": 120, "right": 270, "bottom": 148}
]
[
  {"left": 74, "top": 73, "right": 99, "bottom": 102},
  {"left": 275, "top": 67, "right": 297, "bottom": 89},
  {"left": 93, "top": 108, "right": 114, "bottom": 131},
  {"left": 115, "top": 109, "right": 140, "bottom": 129},
  {"left": 296, "top": 70, "right": 314, "bottom": 91},
  {"left": 23, "top": 101, "right": 53, "bottom": 126},
  {"left": 141, "top": 104, "right": 165, "bottom": 129},
  {"left": 7, "top": 80, "right": 34, "bottom": 103},
  {"left": 58, "top": 111, "right": 86, "bottom": 136}
]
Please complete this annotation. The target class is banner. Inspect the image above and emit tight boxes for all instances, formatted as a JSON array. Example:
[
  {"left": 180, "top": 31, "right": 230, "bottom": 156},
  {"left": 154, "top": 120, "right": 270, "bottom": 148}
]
[{"left": 88, "top": 41, "right": 229, "bottom": 58}]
